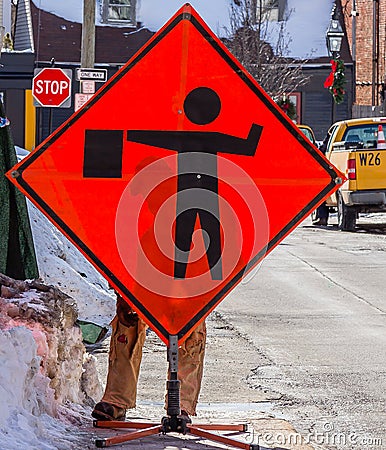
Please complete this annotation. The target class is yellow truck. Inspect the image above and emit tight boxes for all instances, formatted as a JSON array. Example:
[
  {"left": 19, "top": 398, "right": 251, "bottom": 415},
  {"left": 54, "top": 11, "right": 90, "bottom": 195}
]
[{"left": 325, "top": 117, "right": 386, "bottom": 231}]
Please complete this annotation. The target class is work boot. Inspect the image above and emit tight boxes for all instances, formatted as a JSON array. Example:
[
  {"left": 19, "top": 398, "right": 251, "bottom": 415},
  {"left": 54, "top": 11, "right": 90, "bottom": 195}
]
[
  {"left": 313, "top": 217, "right": 328, "bottom": 226},
  {"left": 179, "top": 410, "right": 192, "bottom": 424},
  {"left": 92, "top": 401, "right": 126, "bottom": 421}
]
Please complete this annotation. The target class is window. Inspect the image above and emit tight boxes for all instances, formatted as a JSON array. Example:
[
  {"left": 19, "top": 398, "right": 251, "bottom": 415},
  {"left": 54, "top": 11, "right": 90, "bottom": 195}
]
[
  {"left": 289, "top": 93, "right": 301, "bottom": 122},
  {"left": 343, "top": 125, "right": 379, "bottom": 149},
  {"left": 328, "top": 125, "right": 339, "bottom": 152},
  {"left": 265, "top": 0, "right": 279, "bottom": 7},
  {"left": 103, "top": 0, "right": 136, "bottom": 25},
  {"left": 299, "top": 127, "right": 315, "bottom": 144},
  {"left": 260, "top": 0, "right": 287, "bottom": 22}
]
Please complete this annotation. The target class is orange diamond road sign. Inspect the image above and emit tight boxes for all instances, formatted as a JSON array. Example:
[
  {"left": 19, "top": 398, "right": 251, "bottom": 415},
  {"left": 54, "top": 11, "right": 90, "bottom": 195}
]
[{"left": 8, "top": 4, "right": 344, "bottom": 344}]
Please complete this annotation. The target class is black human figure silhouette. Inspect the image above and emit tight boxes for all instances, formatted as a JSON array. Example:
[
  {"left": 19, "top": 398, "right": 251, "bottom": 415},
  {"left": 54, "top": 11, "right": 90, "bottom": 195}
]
[{"left": 127, "top": 87, "right": 263, "bottom": 280}]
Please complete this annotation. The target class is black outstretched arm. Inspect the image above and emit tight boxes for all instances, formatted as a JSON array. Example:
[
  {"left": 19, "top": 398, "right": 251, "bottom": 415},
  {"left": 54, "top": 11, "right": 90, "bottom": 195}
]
[{"left": 127, "top": 123, "right": 263, "bottom": 156}]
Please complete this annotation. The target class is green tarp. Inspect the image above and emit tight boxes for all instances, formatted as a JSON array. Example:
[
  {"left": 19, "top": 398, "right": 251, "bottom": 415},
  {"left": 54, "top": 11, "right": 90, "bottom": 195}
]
[
  {"left": 76, "top": 320, "right": 109, "bottom": 345},
  {"left": 0, "top": 101, "right": 38, "bottom": 280}
]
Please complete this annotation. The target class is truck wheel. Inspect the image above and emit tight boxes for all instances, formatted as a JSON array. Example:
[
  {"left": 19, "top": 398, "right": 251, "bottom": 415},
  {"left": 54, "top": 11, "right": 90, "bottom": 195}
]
[{"left": 337, "top": 192, "right": 356, "bottom": 231}]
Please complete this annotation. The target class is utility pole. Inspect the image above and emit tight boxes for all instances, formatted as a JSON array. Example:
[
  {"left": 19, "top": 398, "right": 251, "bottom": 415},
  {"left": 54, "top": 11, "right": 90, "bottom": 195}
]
[{"left": 81, "top": 0, "right": 95, "bottom": 68}]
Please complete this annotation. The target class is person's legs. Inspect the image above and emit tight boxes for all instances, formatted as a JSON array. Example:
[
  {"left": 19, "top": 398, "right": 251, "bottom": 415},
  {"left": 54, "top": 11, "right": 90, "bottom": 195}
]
[
  {"left": 313, "top": 202, "right": 329, "bottom": 225},
  {"left": 92, "top": 315, "right": 147, "bottom": 419},
  {"left": 178, "top": 321, "right": 206, "bottom": 416},
  {"left": 93, "top": 309, "right": 206, "bottom": 419}
]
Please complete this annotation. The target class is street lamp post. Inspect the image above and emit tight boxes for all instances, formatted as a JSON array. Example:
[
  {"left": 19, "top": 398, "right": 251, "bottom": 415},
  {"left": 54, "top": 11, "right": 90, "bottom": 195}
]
[
  {"left": 326, "top": 3, "right": 344, "bottom": 124},
  {"left": 326, "top": 5, "right": 344, "bottom": 59}
]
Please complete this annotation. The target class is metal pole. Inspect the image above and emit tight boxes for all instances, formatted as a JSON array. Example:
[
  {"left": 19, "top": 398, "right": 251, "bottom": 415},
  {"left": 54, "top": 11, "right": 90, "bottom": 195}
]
[
  {"left": 352, "top": 0, "right": 357, "bottom": 105},
  {"left": 166, "top": 335, "right": 180, "bottom": 418},
  {"left": 372, "top": 0, "right": 379, "bottom": 106},
  {"left": 48, "top": 58, "right": 55, "bottom": 136},
  {"left": 37, "top": 108, "right": 43, "bottom": 145},
  {"left": 81, "top": 0, "right": 96, "bottom": 68},
  {"left": 352, "top": 0, "right": 357, "bottom": 63},
  {"left": 48, "top": 107, "right": 53, "bottom": 136},
  {"left": 332, "top": 50, "right": 336, "bottom": 124}
]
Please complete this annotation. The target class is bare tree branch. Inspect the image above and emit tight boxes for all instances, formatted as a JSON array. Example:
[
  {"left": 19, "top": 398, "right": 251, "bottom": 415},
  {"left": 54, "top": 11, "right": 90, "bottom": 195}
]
[{"left": 223, "top": 0, "right": 310, "bottom": 99}]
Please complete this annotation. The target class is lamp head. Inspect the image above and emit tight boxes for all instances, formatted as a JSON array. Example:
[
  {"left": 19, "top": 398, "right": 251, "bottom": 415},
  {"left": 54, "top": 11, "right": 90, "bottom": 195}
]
[{"left": 326, "top": 6, "right": 344, "bottom": 57}]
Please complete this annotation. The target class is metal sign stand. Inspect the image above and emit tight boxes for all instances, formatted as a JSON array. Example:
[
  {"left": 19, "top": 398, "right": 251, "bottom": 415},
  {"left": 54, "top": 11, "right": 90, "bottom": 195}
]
[{"left": 93, "top": 335, "right": 259, "bottom": 449}]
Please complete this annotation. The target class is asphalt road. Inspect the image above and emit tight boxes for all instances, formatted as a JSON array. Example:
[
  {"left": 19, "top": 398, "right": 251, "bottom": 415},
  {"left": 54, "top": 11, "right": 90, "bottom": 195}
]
[{"left": 217, "top": 214, "right": 386, "bottom": 449}]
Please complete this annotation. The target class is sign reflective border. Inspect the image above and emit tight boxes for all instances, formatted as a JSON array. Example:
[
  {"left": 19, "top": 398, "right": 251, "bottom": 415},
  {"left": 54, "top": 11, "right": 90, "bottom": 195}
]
[{"left": 8, "top": 4, "right": 345, "bottom": 344}]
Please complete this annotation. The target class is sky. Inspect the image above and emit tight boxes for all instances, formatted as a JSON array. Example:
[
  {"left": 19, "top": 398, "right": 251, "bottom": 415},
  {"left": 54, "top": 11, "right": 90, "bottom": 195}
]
[
  {"left": 32, "top": 0, "right": 334, "bottom": 58},
  {"left": 138, "top": 0, "right": 333, "bottom": 58}
]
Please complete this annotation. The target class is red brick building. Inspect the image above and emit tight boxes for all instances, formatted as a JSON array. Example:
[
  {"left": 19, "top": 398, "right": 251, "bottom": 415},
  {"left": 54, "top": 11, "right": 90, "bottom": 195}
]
[{"left": 341, "top": 0, "right": 386, "bottom": 108}]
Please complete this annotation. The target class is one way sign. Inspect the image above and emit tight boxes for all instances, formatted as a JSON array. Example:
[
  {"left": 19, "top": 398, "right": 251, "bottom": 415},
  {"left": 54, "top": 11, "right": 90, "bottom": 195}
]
[
  {"left": 76, "top": 68, "right": 107, "bottom": 82},
  {"left": 7, "top": 4, "right": 344, "bottom": 344}
]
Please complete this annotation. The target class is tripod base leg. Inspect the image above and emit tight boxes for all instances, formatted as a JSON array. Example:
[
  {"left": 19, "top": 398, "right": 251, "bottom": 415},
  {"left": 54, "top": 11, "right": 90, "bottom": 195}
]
[
  {"left": 95, "top": 424, "right": 162, "bottom": 447},
  {"left": 189, "top": 423, "right": 248, "bottom": 432},
  {"left": 188, "top": 425, "right": 259, "bottom": 450},
  {"left": 93, "top": 420, "right": 159, "bottom": 429}
]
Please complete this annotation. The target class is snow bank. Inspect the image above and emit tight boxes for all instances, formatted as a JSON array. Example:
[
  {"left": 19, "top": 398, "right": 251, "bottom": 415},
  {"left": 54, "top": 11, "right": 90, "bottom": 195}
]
[
  {"left": 0, "top": 326, "right": 55, "bottom": 425},
  {"left": 0, "top": 276, "right": 103, "bottom": 449},
  {"left": 0, "top": 326, "right": 68, "bottom": 450}
]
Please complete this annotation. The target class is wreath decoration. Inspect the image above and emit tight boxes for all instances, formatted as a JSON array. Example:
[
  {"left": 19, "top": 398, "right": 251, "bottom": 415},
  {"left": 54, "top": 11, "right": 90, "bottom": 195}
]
[
  {"left": 276, "top": 96, "right": 297, "bottom": 120},
  {"left": 324, "top": 59, "right": 346, "bottom": 104}
]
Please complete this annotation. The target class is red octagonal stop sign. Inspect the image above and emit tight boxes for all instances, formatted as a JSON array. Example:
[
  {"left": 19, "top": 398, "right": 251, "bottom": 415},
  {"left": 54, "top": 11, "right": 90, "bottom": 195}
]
[{"left": 32, "top": 68, "right": 72, "bottom": 107}]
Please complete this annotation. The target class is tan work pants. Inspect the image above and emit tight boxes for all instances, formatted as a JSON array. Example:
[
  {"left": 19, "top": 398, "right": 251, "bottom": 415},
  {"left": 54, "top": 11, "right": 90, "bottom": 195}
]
[{"left": 101, "top": 316, "right": 206, "bottom": 416}]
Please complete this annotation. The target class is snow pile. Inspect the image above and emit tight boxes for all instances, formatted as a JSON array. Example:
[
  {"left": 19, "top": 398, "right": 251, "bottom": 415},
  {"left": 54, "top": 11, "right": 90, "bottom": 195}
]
[
  {"left": 0, "top": 275, "right": 103, "bottom": 449},
  {"left": 0, "top": 326, "right": 55, "bottom": 423},
  {"left": 0, "top": 326, "right": 68, "bottom": 450}
]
